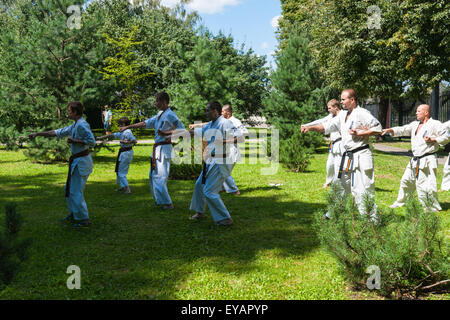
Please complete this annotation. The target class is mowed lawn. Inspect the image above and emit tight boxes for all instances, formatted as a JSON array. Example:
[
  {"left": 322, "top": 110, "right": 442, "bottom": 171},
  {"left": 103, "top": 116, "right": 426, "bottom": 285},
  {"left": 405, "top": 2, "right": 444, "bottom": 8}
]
[{"left": 0, "top": 142, "right": 448, "bottom": 300}]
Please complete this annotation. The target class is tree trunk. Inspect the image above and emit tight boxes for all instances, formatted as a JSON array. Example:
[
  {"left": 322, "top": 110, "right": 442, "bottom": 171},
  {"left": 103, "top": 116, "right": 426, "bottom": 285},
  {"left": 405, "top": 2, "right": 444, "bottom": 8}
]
[
  {"left": 376, "top": 98, "right": 389, "bottom": 141},
  {"left": 378, "top": 98, "right": 389, "bottom": 129}
]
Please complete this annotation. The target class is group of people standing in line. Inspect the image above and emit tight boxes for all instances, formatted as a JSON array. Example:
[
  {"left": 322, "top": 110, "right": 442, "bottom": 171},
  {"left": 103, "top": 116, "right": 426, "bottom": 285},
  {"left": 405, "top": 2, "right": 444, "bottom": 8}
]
[
  {"left": 28, "top": 92, "right": 248, "bottom": 227},
  {"left": 28, "top": 88, "right": 450, "bottom": 228},
  {"left": 301, "top": 88, "right": 450, "bottom": 220}
]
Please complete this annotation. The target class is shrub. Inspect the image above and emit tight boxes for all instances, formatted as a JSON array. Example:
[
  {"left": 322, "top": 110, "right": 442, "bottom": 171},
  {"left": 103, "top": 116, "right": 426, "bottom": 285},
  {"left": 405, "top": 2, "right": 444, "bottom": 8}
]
[
  {"left": 314, "top": 184, "right": 449, "bottom": 299},
  {"left": 0, "top": 203, "right": 31, "bottom": 289}
]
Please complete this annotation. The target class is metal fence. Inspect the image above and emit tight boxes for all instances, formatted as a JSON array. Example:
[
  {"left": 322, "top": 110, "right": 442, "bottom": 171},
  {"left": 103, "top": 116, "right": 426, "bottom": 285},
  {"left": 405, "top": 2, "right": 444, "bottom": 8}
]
[{"left": 388, "top": 91, "right": 450, "bottom": 127}]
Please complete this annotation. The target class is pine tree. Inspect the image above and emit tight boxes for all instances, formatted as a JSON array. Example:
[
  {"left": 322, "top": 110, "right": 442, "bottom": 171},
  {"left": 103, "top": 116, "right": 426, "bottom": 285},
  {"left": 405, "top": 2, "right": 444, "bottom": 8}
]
[
  {"left": 0, "top": 0, "right": 111, "bottom": 162},
  {"left": 168, "top": 31, "right": 269, "bottom": 124},
  {"left": 314, "top": 184, "right": 450, "bottom": 299},
  {"left": 264, "top": 28, "right": 327, "bottom": 172}
]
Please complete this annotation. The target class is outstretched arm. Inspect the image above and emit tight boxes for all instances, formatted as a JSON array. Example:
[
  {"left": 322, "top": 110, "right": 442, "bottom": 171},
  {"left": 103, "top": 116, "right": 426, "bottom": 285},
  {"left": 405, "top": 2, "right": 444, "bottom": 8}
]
[
  {"left": 301, "top": 123, "right": 325, "bottom": 134},
  {"left": 381, "top": 128, "right": 394, "bottom": 136},
  {"left": 97, "top": 134, "right": 115, "bottom": 140},
  {"left": 189, "top": 122, "right": 208, "bottom": 130},
  {"left": 119, "top": 121, "right": 146, "bottom": 132},
  {"left": 28, "top": 130, "right": 56, "bottom": 139},
  {"left": 350, "top": 128, "right": 380, "bottom": 137}
]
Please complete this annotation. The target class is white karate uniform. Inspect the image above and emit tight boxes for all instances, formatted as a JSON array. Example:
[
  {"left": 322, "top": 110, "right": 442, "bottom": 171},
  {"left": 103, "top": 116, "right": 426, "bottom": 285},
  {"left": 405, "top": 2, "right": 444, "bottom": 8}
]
[
  {"left": 222, "top": 116, "right": 247, "bottom": 193},
  {"left": 440, "top": 120, "right": 450, "bottom": 191},
  {"left": 305, "top": 113, "right": 343, "bottom": 186},
  {"left": 190, "top": 116, "right": 242, "bottom": 222},
  {"left": 390, "top": 118, "right": 449, "bottom": 210},
  {"left": 113, "top": 129, "right": 136, "bottom": 188},
  {"left": 323, "top": 106, "right": 382, "bottom": 218},
  {"left": 145, "top": 108, "right": 185, "bottom": 205},
  {"left": 55, "top": 118, "right": 96, "bottom": 221}
]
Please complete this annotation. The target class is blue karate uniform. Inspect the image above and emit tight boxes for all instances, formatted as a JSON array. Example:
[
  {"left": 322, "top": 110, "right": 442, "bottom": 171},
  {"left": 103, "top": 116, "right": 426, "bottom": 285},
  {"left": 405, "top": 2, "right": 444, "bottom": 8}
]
[
  {"left": 145, "top": 108, "right": 185, "bottom": 205},
  {"left": 55, "top": 118, "right": 95, "bottom": 221},
  {"left": 113, "top": 129, "right": 136, "bottom": 188},
  {"left": 190, "top": 116, "right": 242, "bottom": 222}
]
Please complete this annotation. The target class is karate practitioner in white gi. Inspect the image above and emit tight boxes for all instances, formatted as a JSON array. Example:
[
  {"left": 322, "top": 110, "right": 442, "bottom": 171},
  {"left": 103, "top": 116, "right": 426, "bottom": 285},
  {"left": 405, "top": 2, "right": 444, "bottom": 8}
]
[
  {"left": 440, "top": 120, "right": 450, "bottom": 191},
  {"left": 120, "top": 92, "right": 185, "bottom": 210},
  {"left": 97, "top": 117, "right": 137, "bottom": 194},
  {"left": 302, "top": 99, "right": 342, "bottom": 188},
  {"left": 182, "top": 101, "right": 242, "bottom": 226},
  {"left": 382, "top": 105, "right": 450, "bottom": 211},
  {"left": 29, "top": 101, "right": 95, "bottom": 227},
  {"left": 301, "top": 89, "right": 382, "bottom": 220},
  {"left": 219, "top": 104, "right": 247, "bottom": 195}
]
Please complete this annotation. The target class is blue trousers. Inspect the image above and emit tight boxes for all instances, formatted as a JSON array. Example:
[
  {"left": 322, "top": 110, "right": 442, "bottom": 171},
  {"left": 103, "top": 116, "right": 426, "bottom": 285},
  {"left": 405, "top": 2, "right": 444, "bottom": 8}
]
[
  {"left": 149, "top": 156, "right": 172, "bottom": 205},
  {"left": 223, "top": 175, "right": 238, "bottom": 193},
  {"left": 117, "top": 150, "right": 133, "bottom": 188},
  {"left": 190, "top": 163, "right": 231, "bottom": 222},
  {"left": 65, "top": 165, "right": 89, "bottom": 221}
]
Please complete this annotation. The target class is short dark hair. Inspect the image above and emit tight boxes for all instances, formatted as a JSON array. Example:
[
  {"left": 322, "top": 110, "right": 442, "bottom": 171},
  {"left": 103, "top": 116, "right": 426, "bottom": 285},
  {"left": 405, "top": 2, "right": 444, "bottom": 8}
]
[
  {"left": 222, "top": 104, "right": 232, "bottom": 113},
  {"left": 67, "top": 101, "right": 83, "bottom": 116},
  {"left": 206, "top": 101, "right": 222, "bottom": 114},
  {"left": 155, "top": 91, "right": 170, "bottom": 104},
  {"left": 118, "top": 117, "right": 131, "bottom": 126}
]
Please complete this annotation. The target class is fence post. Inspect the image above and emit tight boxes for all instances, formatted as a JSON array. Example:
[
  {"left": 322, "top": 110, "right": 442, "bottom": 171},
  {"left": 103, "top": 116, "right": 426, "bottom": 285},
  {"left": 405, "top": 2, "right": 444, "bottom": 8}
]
[{"left": 431, "top": 83, "right": 440, "bottom": 120}]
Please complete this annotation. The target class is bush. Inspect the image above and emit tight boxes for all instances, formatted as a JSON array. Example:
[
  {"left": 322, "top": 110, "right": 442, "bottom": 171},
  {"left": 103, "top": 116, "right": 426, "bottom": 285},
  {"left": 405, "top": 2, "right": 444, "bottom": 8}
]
[
  {"left": 314, "top": 184, "right": 449, "bottom": 299},
  {"left": 169, "top": 163, "right": 203, "bottom": 180},
  {"left": 0, "top": 203, "right": 31, "bottom": 289}
]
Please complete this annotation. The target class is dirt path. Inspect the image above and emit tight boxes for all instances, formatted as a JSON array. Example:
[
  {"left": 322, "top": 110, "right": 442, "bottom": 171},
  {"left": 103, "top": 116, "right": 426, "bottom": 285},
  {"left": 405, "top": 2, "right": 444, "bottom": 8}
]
[{"left": 373, "top": 143, "right": 448, "bottom": 165}]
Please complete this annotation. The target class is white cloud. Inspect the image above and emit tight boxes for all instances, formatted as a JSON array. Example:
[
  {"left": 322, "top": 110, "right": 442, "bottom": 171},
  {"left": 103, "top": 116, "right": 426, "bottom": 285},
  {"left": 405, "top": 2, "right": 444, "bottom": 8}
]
[
  {"left": 160, "top": 0, "right": 240, "bottom": 14},
  {"left": 159, "top": 0, "right": 179, "bottom": 7},
  {"left": 261, "top": 42, "right": 269, "bottom": 49},
  {"left": 271, "top": 15, "right": 281, "bottom": 29}
]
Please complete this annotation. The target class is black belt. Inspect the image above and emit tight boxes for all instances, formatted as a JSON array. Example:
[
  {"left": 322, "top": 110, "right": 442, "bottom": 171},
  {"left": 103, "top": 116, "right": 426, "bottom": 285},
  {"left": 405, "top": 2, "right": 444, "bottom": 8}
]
[
  {"left": 411, "top": 152, "right": 437, "bottom": 179},
  {"left": 115, "top": 147, "right": 133, "bottom": 173},
  {"left": 329, "top": 137, "right": 342, "bottom": 152},
  {"left": 201, "top": 154, "right": 228, "bottom": 184},
  {"left": 65, "top": 149, "right": 90, "bottom": 197},
  {"left": 337, "top": 145, "right": 370, "bottom": 179}
]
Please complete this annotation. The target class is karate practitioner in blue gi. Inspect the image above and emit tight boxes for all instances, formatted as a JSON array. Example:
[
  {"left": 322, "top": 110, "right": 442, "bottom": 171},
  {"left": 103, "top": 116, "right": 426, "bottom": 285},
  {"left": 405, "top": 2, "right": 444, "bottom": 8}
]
[
  {"left": 119, "top": 92, "right": 185, "bottom": 210},
  {"left": 97, "top": 117, "right": 137, "bottom": 194},
  {"left": 29, "top": 101, "right": 95, "bottom": 227},
  {"left": 182, "top": 101, "right": 242, "bottom": 226}
]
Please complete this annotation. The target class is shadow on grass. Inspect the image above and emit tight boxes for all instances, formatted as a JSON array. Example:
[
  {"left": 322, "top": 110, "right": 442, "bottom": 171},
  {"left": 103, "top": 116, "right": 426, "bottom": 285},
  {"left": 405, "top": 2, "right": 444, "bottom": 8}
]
[{"left": 0, "top": 170, "right": 324, "bottom": 299}]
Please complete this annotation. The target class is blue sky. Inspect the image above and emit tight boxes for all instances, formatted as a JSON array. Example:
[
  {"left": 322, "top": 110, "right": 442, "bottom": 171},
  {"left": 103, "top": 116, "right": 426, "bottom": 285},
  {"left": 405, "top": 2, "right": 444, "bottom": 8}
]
[{"left": 160, "top": 0, "right": 282, "bottom": 69}]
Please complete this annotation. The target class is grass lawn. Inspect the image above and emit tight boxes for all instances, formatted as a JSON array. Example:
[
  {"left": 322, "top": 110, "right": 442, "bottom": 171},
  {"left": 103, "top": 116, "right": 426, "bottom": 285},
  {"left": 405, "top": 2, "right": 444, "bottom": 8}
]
[{"left": 0, "top": 142, "right": 448, "bottom": 300}]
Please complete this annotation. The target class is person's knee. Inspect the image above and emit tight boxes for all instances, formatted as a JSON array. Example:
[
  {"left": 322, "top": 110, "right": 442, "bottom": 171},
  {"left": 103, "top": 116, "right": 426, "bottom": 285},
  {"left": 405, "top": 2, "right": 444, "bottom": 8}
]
[{"left": 204, "top": 189, "right": 219, "bottom": 200}]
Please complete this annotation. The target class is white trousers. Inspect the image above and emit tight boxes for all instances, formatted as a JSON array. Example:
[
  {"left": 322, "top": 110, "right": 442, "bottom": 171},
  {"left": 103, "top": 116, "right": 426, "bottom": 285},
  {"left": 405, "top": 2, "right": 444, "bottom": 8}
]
[
  {"left": 327, "top": 149, "right": 377, "bottom": 220},
  {"left": 190, "top": 163, "right": 232, "bottom": 222},
  {"left": 325, "top": 151, "right": 341, "bottom": 186},
  {"left": 393, "top": 160, "right": 441, "bottom": 211},
  {"left": 441, "top": 153, "right": 450, "bottom": 191},
  {"left": 149, "top": 156, "right": 172, "bottom": 205},
  {"left": 117, "top": 150, "right": 133, "bottom": 188},
  {"left": 65, "top": 166, "right": 89, "bottom": 221}
]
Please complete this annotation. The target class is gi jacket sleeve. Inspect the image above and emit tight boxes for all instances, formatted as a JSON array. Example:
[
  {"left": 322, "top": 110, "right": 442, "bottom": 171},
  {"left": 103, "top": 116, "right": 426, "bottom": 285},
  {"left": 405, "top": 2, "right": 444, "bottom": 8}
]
[
  {"left": 392, "top": 122, "right": 414, "bottom": 138},
  {"left": 78, "top": 122, "right": 96, "bottom": 148}
]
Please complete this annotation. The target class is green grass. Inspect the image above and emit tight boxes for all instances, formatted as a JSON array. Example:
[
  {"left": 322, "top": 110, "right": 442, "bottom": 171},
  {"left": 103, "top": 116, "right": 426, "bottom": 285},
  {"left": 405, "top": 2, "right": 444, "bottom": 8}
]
[{"left": 0, "top": 142, "right": 448, "bottom": 300}]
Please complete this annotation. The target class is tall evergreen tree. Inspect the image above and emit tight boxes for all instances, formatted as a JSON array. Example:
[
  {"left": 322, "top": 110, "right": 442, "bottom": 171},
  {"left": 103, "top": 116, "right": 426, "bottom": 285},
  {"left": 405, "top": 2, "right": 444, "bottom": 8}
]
[
  {"left": 0, "top": 0, "right": 111, "bottom": 161},
  {"left": 264, "top": 28, "right": 327, "bottom": 172},
  {"left": 168, "top": 31, "right": 269, "bottom": 123}
]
